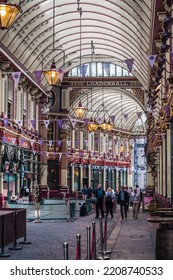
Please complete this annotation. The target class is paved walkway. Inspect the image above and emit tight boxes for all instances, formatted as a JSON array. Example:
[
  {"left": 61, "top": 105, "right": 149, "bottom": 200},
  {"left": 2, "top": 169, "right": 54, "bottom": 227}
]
[
  {"left": 107, "top": 210, "right": 157, "bottom": 260},
  {"left": 0, "top": 207, "right": 158, "bottom": 260}
]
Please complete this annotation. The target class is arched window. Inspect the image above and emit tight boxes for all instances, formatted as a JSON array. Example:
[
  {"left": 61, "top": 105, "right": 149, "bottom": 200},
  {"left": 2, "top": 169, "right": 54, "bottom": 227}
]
[{"left": 68, "top": 62, "right": 133, "bottom": 77}]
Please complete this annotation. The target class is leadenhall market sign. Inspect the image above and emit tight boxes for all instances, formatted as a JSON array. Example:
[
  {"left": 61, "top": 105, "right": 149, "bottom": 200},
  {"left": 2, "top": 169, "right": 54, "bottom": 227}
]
[{"left": 64, "top": 80, "right": 141, "bottom": 88}]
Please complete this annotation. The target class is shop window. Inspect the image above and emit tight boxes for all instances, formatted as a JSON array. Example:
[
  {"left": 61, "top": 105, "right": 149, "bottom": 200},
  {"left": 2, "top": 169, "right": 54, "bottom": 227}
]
[
  {"left": 7, "top": 102, "right": 12, "bottom": 119},
  {"left": 94, "top": 133, "right": 99, "bottom": 151},
  {"left": 83, "top": 130, "right": 88, "bottom": 151},
  {"left": 47, "top": 122, "right": 54, "bottom": 141},
  {"left": 108, "top": 135, "right": 112, "bottom": 154},
  {"left": 91, "top": 133, "right": 94, "bottom": 151},
  {"left": 75, "top": 128, "right": 80, "bottom": 150}
]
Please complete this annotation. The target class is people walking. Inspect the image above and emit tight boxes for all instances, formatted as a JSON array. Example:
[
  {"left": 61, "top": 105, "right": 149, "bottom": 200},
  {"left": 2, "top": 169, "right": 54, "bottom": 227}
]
[
  {"left": 136, "top": 184, "right": 142, "bottom": 212},
  {"left": 81, "top": 185, "right": 88, "bottom": 200},
  {"left": 117, "top": 186, "right": 129, "bottom": 219},
  {"left": 93, "top": 184, "right": 105, "bottom": 218},
  {"left": 105, "top": 187, "right": 114, "bottom": 218},
  {"left": 132, "top": 188, "right": 141, "bottom": 219},
  {"left": 87, "top": 186, "right": 93, "bottom": 199}
]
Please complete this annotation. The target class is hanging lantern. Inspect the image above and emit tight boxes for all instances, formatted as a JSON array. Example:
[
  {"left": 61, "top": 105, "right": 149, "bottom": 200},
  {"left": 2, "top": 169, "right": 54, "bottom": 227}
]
[
  {"left": 43, "top": 60, "right": 62, "bottom": 86},
  {"left": 73, "top": 100, "right": 87, "bottom": 119},
  {"left": 120, "top": 144, "right": 124, "bottom": 152},
  {"left": 106, "top": 120, "right": 113, "bottom": 131},
  {"left": 87, "top": 117, "right": 98, "bottom": 132},
  {"left": 0, "top": 0, "right": 21, "bottom": 29},
  {"left": 100, "top": 118, "right": 108, "bottom": 131}
]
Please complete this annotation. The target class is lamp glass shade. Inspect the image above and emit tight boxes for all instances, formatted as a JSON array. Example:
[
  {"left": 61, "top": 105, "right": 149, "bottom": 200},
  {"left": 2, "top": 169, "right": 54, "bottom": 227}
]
[
  {"left": 43, "top": 69, "right": 61, "bottom": 86},
  {"left": 43, "top": 60, "right": 63, "bottom": 86},
  {"left": 106, "top": 121, "right": 113, "bottom": 131},
  {"left": 73, "top": 101, "right": 87, "bottom": 118},
  {"left": 87, "top": 118, "right": 98, "bottom": 132},
  {"left": 0, "top": 2, "right": 20, "bottom": 29},
  {"left": 119, "top": 144, "right": 124, "bottom": 152},
  {"left": 100, "top": 119, "right": 108, "bottom": 131}
]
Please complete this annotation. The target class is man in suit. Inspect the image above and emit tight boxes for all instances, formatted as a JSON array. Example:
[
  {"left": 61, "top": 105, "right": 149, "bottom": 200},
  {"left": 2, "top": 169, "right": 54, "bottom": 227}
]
[{"left": 117, "top": 186, "right": 129, "bottom": 219}]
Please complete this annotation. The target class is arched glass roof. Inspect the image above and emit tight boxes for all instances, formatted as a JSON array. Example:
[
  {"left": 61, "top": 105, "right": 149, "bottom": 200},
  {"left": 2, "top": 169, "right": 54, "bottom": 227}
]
[
  {"left": 0, "top": 0, "right": 151, "bottom": 134},
  {"left": 0, "top": 0, "right": 151, "bottom": 89}
]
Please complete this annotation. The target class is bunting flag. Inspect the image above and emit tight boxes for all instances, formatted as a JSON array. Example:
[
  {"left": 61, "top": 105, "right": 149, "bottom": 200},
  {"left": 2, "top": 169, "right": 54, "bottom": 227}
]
[
  {"left": 46, "top": 152, "right": 49, "bottom": 157},
  {"left": 11, "top": 72, "right": 21, "bottom": 88},
  {"left": 33, "top": 150, "right": 36, "bottom": 155},
  {"left": 71, "top": 119, "right": 76, "bottom": 128},
  {"left": 39, "top": 139, "right": 43, "bottom": 145},
  {"left": 97, "top": 117, "right": 102, "bottom": 125},
  {"left": 12, "top": 138, "right": 16, "bottom": 145},
  {"left": 148, "top": 55, "right": 157, "bottom": 67},
  {"left": 33, "top": 70, "right": 42, "bottom": 84},
  {"left": 44, "top": 120, "right": 49, "bottom": 129},
  {"left": 57, "top": 68, "right": 64, "bottom": 82},
  {"left": 83, "top": 118, "right": 89, "bottom": 125},
  {"left": 137, "top": 112, "right": 142, "bottom": 118},
  {"left": 3, "top": 118, "right": 8, "bottom": 127},
  {"left": 124, "top": 58, "right": 134, "bottom": 73},
  {"left": 123, "top": 114, "right": 128, "bottom": 122},
  {"left": 67, "top": 140, "right": 71, "bottom": 147},
  {"left": 57, "top": 119, "right": 63, "bottom": 129},
  {"left": 31, "top": 119, "right": 36, "bottom": 128},
  {"left": 59, "top": 152, "right": 62, "bottom": 158},
  {"left": 49, "top": 140, "right": 53, "bottom": 147},
  {"left": 2, "top": 136, "right": 6, "bottom": 142},
  {"left": 21, "top": 138, "right": 25, "bottom": 145},
  {"left": 30, "top": 140, "right": 34, "bottom": 146},
  {"left": 84, "top": 140, "right": 88, "bottom": 145},
  {"left": 17, "top": 119, "right": 22, "bottom": 129},
  {"left": 110, "top": 115, "right": 115, "bottom": 123},
  {"left": 57, "top": 140, "right": 62, "bottom": 147},
  {"left": 78, "top": 64, "right": 88, "bottom": 77},
  {"left": 103, "top": 62, "right": 110, "bottom": 76}
]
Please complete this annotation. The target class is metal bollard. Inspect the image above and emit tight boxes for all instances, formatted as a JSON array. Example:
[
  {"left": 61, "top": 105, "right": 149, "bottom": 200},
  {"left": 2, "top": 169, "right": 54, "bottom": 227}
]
[
  {"left": 86, "top": 226, "right": 91, "bottom": 259},
  {"left": 76, "top": 234, "right": 81, "bottom": 260},
  {"left": 103, "top": 215, "right": 111, "bottom": 255},
  {"left": 97, "top": 217, "right": 109, "bottom": 260},
  {"left": 35, "top": 202, "right": 42, "bottom": 223},
  {"left": 91, "top": 221, "right": 96, "bottom": 259},
  {"left": 63, "top": 242, "right": 69, "bottom": 260}
]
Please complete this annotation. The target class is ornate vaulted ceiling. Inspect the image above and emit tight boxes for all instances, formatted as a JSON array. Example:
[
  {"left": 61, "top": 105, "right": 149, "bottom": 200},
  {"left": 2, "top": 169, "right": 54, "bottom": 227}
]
[{"left": 0, "top": 0, "right": 153, "bottom": 134}]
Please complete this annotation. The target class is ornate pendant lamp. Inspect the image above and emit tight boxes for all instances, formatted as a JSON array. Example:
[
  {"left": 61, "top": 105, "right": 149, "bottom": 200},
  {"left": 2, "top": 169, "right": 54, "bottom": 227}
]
[
  {"left": 106, "top": 120, "right": 113, "bottom": 131},
  {"left": 43, "top": 60, "right": 61, "bottom": 86},
  {"left": 73, "top": 100, "right": 87, "bottom": 119},
  {"left": 119, "top": 95, "right": 124, "bottom": 154},
  {"left": 42, "top": 0, "right": 65, "bottom": 86},
  {"left": 87, "top": 117, "right": 98, "bottom": 132},
  {"left": 0, "top": 0, "right": 22, "bottom": 29},
  {"left": 100, "top": 118, "right": 108, "bottom": 131},
  {"left": 87, "top": 40, "right": 98, "bottom": 131},
  {"left": 73, "top": 0, "right": 87, "bottom": 118}
]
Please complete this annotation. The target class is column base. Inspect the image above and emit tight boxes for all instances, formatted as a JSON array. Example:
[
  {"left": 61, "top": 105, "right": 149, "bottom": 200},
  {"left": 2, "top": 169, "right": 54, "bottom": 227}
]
[{"left": 0, "top": 193, "right": 4, "bottom": 208}]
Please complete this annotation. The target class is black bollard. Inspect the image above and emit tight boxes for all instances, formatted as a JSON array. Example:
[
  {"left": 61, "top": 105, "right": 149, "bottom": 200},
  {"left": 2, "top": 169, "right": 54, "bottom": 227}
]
[
  {"left": 86, "top": 226, "right": 91, "bottom": 259},
  {"left": 76, "top": 234, "right": 81, "bottom": 260},
  {"left": 63, "top": 242, "right": 69, "bottom": 260},
  {"left": 91, "top": 221, "right": 96, "bottom": 259}
]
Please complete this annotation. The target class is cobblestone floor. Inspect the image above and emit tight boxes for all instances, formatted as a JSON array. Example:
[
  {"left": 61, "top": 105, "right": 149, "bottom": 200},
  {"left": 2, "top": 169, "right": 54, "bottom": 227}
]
[{"left": 0, "top": 208, "right": 158, "bottom": 260}]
